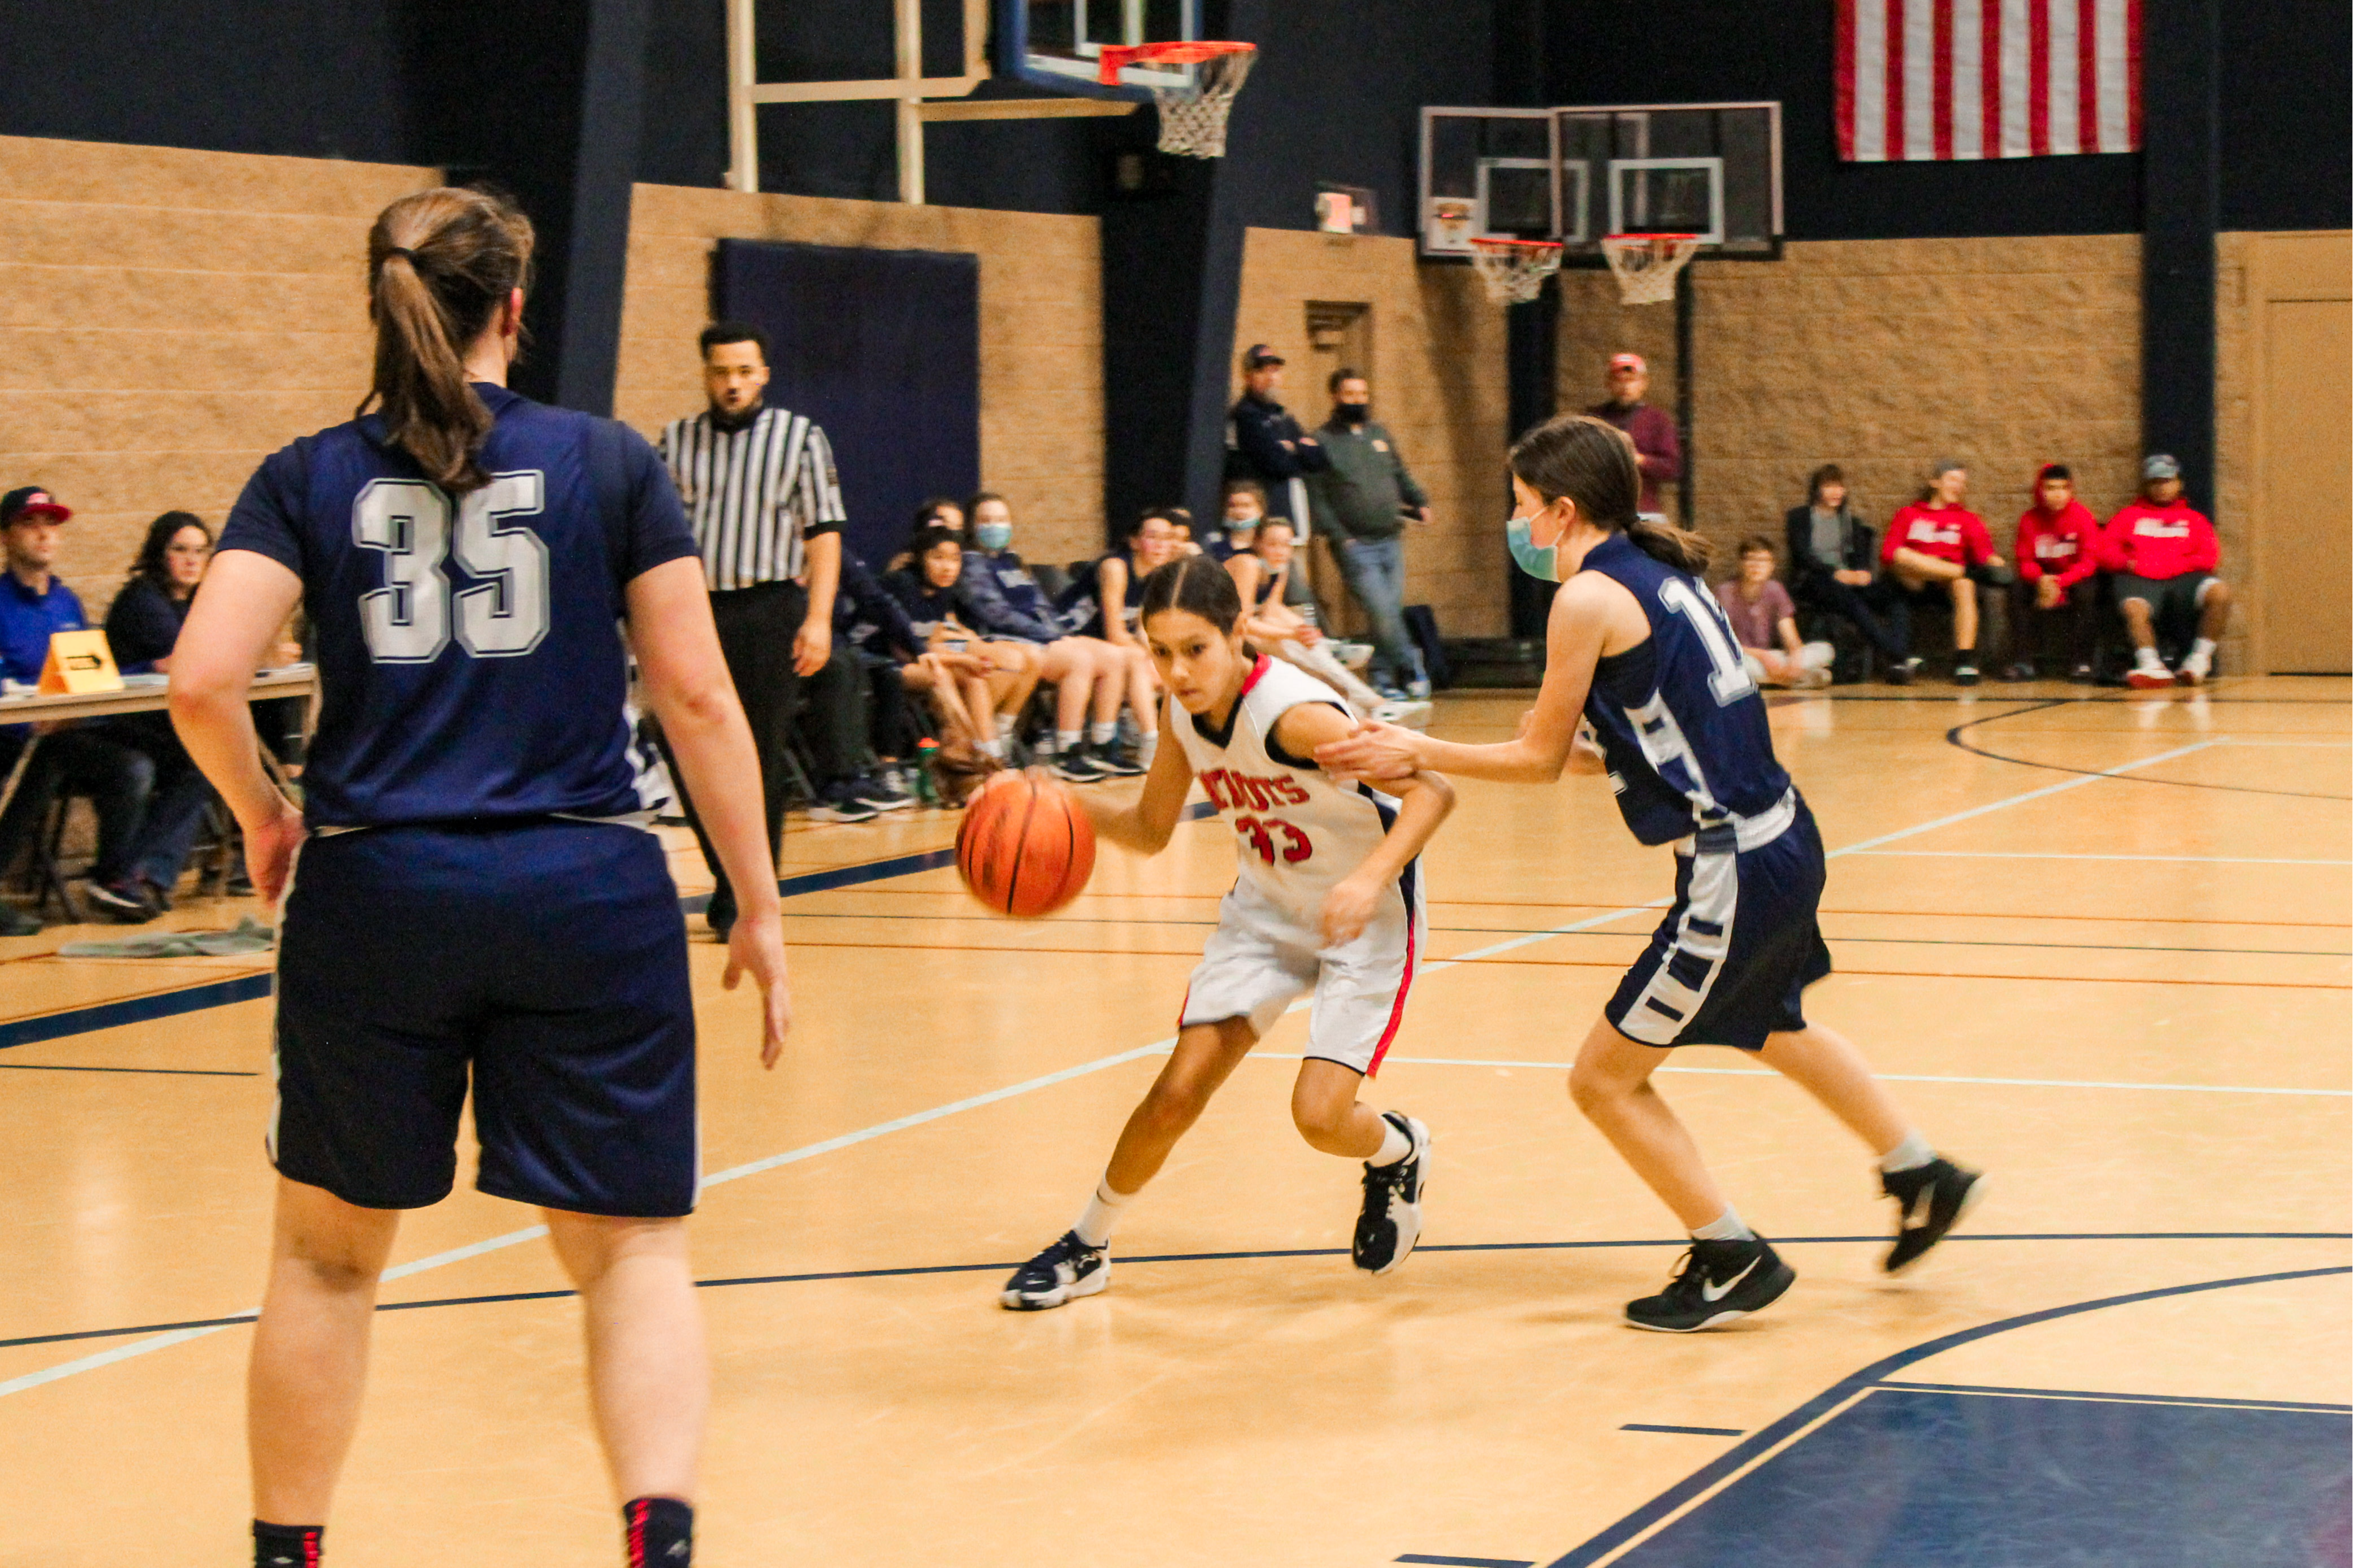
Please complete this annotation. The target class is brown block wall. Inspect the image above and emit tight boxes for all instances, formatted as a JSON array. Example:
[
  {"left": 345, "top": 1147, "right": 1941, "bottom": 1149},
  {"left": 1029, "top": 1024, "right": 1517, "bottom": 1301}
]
[
  {"left": 616, "top": 184, "right": 1104, "bottom": 572},
  {"left": 0, "top": 135, "right": 437, "bottom": 618},
  {"left": 1230, "top": 228, "right": 1511, "bottom": 638},
  {"left": 1558, "top": 233, "right": 2147, "bottom": 580}
]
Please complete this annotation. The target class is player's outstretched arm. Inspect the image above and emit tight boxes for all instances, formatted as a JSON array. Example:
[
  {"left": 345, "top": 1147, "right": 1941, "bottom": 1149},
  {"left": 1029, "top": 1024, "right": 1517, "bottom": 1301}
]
[
  {"left": 1078, "top": 723, "right": 1193, "bottom": 855},
  {"left": 627, "top": 557, "right": 792, "bottom": 1067},
  {"left": 1316, "top": 574, "right": 1621, "bottom": 785},
  {"left": 169, "top": 548, "right": 307, "bottom": 908},
  {"left": 1272, "top": 702, "right": 1454, "bottom": 946}
]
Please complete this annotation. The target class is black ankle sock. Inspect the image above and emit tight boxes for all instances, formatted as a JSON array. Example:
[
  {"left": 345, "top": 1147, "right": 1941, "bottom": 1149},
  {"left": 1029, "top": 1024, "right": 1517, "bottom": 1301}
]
[
  {"left": 623, "top": 1497, "right": 693, "bottom": 1566},
  {"left": 253, "top": 1521, "right": 323, "bottom": 1567}
]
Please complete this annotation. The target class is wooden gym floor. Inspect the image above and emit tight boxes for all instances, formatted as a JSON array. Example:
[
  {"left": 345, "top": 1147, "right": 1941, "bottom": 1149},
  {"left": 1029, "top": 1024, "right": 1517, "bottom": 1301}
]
[{"left": 1, "top": 678, "right": 2347, "bottom": 1566}]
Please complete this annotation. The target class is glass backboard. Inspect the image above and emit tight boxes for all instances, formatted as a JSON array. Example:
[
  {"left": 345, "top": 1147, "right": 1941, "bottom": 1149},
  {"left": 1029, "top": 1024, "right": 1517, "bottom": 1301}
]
[
  {"left": 1000, "top": 0, "right": 1204, "bottom": 97},
  {"left": 1418, "top": 102, "right": 1782, "bottom": 259}
]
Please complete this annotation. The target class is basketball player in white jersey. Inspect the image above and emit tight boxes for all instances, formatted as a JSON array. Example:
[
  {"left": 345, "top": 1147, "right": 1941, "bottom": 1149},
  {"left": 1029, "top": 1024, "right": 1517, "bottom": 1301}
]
[{"left": 1000, "top": 556, "right": 1454, "bottom": 1309}]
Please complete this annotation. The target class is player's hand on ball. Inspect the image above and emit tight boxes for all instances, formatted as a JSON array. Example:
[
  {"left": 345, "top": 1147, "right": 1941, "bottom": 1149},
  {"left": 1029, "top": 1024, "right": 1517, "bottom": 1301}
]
[
  {"left": 1314, "top": 719, "right": 1420, "bottom": 782},
  {"left": 723, "top": 913, "right": 792, "bottom": 1068},
  {"left": 1320, "top": 875, "right": 1379, "bottom": 946}
]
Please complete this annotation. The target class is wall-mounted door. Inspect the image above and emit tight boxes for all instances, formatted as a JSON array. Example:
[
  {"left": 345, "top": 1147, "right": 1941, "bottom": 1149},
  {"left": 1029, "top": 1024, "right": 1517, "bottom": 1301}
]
[{"left": 2250, "top": 232, "right": 2352, "bottom": 674}]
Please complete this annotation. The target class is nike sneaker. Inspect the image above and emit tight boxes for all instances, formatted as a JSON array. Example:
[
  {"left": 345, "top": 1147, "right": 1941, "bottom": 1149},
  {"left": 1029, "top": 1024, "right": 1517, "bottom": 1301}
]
[
  {"left": 1352, "top": 1112, "right": 1430, "bottom": 1275},
  {"left": 999, "top": 1230, "right": 1110, "bottom": 1310},
  {"left": 1624, "top": 1236, "right": 1795, "bottom": 1332},
  {"left": 1881, "top": 1157, "right": 1983, "bottom": 1273},
  {"left": 1050, "top": 746, "right": 1108, "bottom": 784},
  {"left": 2127, "top": 657, "right": 2174, "bottom": 690}
]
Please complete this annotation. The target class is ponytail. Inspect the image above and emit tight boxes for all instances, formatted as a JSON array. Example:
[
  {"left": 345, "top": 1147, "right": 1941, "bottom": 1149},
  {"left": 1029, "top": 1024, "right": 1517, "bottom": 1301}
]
[
  {"left": 360, "top": 187, "right": 535, "bottom": 494},
  {"left": 1508, "top": 412, "right": 1714, "bottom": 577}
]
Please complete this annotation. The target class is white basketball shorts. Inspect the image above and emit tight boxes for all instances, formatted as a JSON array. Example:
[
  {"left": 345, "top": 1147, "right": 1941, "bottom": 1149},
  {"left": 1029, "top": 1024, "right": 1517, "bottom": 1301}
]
[{"left": 1177, "top": 864, "right": 1425, "bottom": 1075}]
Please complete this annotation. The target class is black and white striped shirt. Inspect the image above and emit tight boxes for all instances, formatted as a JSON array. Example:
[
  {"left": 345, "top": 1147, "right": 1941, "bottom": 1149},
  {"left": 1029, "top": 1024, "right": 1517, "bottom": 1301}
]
[{"left": 656, "top": 405, "right": 847, "bottom": 593}]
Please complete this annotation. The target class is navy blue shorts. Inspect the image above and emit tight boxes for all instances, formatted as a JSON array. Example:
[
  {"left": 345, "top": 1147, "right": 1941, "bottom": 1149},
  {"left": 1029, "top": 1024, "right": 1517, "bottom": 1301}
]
[
  {"left": 271, "top": 818, "right": 697, "bottom": 1217},
  {"left": 1606, "top": 799, "right": 1833, "bottom": 1052}
]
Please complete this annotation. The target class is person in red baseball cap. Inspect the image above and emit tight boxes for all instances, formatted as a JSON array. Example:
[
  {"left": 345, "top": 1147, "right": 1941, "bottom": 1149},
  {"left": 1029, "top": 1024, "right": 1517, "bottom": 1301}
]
[{"left": 1586, "top": 354, "right": 1681, "bottom": 515}]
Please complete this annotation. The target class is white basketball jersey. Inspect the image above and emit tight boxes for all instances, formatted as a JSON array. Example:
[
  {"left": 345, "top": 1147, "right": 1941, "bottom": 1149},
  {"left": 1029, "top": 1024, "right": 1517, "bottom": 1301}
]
[{"left": 1172, "top": 657, "right": 1402, "bottom": 924}]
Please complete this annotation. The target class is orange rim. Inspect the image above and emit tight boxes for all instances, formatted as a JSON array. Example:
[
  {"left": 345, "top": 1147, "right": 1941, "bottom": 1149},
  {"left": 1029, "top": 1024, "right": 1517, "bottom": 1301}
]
[{"left": 1097, "top": 40, "right": 1255, "bottom": 83}]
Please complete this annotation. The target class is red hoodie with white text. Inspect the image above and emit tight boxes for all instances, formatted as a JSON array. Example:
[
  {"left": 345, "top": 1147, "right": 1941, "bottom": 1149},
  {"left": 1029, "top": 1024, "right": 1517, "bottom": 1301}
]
[{"left": 2101, "top": 499, "right": 2219, "bottom": 580}]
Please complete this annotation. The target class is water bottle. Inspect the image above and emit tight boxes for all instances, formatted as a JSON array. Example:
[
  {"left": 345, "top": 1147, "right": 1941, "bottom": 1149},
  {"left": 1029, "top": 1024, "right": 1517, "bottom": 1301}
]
[{"left": 913, "top": 737, "right": 941, "bottom": 806}]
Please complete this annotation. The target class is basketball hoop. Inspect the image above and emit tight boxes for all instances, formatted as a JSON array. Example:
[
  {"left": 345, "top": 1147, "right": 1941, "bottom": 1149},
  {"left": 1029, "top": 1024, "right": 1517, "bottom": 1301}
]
[
  {"left": 1098, "top": 41, "right": 1257, "bottom": 158},
  {"left": 1467, "top": 237, "right": 1564, "bottom": 305},
  {"left": 1601, "top": 233, "right": 1702, "bottom": 305}
]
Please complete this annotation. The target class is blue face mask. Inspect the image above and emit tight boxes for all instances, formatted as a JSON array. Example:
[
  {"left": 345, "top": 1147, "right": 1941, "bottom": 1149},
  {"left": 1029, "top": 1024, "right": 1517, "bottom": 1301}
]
[
  {"left": 974, "top": 521, "right": 1013, "bottom": 553},
  {"left": 1506, "top": 514, "right": 1562, "bottom": 582}
]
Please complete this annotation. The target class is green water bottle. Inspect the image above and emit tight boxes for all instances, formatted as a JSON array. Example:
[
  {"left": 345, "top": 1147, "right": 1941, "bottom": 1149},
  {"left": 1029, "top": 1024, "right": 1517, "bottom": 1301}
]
[{"left": 913, "top": 737, "right": 941, "bottom": 806}]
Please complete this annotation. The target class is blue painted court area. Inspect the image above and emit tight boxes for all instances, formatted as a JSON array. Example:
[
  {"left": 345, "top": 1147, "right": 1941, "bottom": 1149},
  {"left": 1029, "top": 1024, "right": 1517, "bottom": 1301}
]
[{"left": 1614, "top": 1385, "right": 2352, "bottom": 1567}]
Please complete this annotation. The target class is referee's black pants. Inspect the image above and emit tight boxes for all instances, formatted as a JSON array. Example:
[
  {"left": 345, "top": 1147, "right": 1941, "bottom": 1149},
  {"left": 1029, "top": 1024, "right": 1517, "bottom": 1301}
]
[{"left": 667, "top": 579, "right": 806, "bottom": 932}]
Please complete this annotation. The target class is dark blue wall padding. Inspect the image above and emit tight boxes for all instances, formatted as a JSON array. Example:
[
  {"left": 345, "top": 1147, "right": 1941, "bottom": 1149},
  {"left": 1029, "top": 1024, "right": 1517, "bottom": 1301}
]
[{"left": 714, "top": 238, "right": 981, "bottom": 568}]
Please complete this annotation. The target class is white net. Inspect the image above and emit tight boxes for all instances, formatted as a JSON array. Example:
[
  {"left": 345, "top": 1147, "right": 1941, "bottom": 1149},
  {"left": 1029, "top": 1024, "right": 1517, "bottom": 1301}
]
[
  {"left": 1468, "top": 238, "right": 1564, "bottom": 305},
  {"left": 1149, "top": 48, "right": 1255, "bottom": 158},
  {"left": 1601, "top": 234, "right": 1703, "bottom": 305}
]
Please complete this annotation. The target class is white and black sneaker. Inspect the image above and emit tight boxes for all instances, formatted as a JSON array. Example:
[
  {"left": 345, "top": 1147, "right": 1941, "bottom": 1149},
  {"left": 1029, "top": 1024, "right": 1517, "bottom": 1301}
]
[
  {"left": 806, "top": 783, "right": 882, "bottom": 823},
  {"left": 1091, "top": 745, "right": 1147, "bottom": 778},
  {"left": 849, "top": 770, "right": 915, "bottom": 811},
  {"left": 999, "top": 1230, "right": 1110, "bottom": 1310},
  {"left": 1051, "top": 746, "right": 1109, "bottom": 784},
  {"left": 1881, "top": 1158, "right": 1983, "bottom": 1273},
  {"left": 1624, "top": 1236, "right": 1796, "bottom": 1332},
  {"left": 1352, "top": 1111, "right": 1431, "bottom": 1275}
]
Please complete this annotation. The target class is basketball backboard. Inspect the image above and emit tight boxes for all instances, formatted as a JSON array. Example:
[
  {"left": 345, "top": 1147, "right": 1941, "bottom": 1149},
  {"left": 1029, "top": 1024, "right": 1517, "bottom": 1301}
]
[
  {"left": 999, "top": 0, "right": 1205, "bottom": 97},
  {"left": 1418, "top": 101, "right": 1782, "bottom": 259}
]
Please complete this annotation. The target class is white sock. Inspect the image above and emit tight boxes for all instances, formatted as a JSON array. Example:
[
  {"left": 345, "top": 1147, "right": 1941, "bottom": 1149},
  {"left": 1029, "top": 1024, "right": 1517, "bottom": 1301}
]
[
  {"left": 2190, "top": 637, "right": 2217, "bottom": 659},
  {"left": 1879, "top": 1130, "right": 1936, "bottom": 1174},
  {"left": 1691, "top": 1206, "right": 1754, "bottom": 1243},
  {"left": 1055, "top": 729, "right": 1082, "bottom": 755},
  {"left": 2136, "top": 645, "right": 2167, "bottom": 670},
  {"left": 1087, "top": 721, "right": 1117, "bottom": 746},
  {"left": 1365, "top": 1115, "right": 1411, "bottom": 1167},
  {"left": 1137, "top": 731, "right": 1158, "bottom": 763},
  {"left": 1073, "top": 1178, "right": 1133, "bottom": 1248},
  {"left": 996, "top": 713, "right": 1017, "bottom": 739},
  {"left": 979, "top": 737, "right": 1007, "bottom": 760}
]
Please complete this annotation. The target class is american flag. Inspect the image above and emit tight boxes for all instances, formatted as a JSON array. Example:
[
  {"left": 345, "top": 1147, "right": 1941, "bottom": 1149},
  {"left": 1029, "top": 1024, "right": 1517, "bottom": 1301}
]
[{"left": 1836, "top": 0, "right": 2143, "bottom": 161}]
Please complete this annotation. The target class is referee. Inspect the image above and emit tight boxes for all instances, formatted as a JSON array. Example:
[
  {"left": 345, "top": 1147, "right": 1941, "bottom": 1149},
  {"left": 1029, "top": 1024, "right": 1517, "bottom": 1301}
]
[{"left": 658, "top": 321, "right": 843, "bottom": 937}]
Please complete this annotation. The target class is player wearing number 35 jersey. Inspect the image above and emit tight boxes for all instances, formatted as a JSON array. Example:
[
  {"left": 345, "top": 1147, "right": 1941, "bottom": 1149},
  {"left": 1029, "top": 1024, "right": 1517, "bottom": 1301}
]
[
  {"left": 999, "top": 557, "right": 1453, "bottom": 1311},
  {"left": 173, "top": 186, "right": 789, "bottom": 1567},
  {"left": 1320, "top": 415, "right": 1982, "bottom": 1336}
]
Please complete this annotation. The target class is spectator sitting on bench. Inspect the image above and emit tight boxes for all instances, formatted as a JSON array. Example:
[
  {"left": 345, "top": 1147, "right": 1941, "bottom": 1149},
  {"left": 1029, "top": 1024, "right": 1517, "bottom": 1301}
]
[
  {"left": 2007, "top": 464, "right": 2103, "bottom": 683},
  {"left": 1783, "top": 464, "right": 1905, "bottom": 674},
  {"left": 1714, "top": 535, "right": 1834, "bottom": 689},
  {"left": 1880, "top": 460, "right": 2011, "bottom": 687},
  {"left": 2104, "top": 453, "right": 2230, "bottom": 689}
]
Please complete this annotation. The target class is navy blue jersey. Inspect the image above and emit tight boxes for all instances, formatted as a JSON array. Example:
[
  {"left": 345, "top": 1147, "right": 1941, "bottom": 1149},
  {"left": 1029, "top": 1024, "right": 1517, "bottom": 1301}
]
[
  {"left": 834, "top": 551, "right": 921, "bottom": 659},
  {"left": 1578, "top": 532, "right": 1793, "bottom": 846},
  {"left": 1057, "top": 553, "right": 1147, "bottom": 640},
  {"left": 218, "top": 384, "right": 700, "bottom": 828},
  {"left": 960, "top": 549, "right": 1070, "bottom": 643}
]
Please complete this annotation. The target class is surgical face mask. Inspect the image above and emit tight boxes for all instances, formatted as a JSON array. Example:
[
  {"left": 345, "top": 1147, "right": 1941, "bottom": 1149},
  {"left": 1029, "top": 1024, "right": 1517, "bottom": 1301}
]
[
  {"left": 974, "top": 520, "right": 1013, "bottom": 553},
  {"left": 1506, "top": 512, "right": 1562, "bottom": 582}
]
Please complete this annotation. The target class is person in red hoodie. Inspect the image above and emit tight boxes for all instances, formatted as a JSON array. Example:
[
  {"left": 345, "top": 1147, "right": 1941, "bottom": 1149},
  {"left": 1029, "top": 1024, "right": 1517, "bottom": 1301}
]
[
  {"left": 1880, "top": 459, "right": 2010, "bottom": 685},
  {"left": 2007, "top": 463, "right": 2104, "bottom": 681},
  {"left": 2104, "top": 453, "right": 2230, "bottom": 688}
]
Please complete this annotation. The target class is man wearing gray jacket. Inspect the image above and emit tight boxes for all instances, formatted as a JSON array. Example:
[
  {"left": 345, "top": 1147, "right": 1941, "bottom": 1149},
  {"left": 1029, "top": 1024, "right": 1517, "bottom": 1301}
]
[{"left": 1308, "top": 369, "right": 1431, "bottom": 700}]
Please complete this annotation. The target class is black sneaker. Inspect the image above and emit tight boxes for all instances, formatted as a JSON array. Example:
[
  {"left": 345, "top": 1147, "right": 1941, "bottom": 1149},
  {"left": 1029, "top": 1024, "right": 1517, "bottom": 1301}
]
[
  {"left": 806, "top": 783, "right": 882, "bottom": 823},
  {"left": 1952, "top": 663, "right": 1980, "bottom": 687},
  {"left": 1881, "top": 1158, "right": 1983, "bottom": 1273},
  {"left": 1050, "top": 746, "right": 1108, "bottom": 784},
  {"left": 0, "top": 904, "right": 40, "bottom": 937},
  {"left": 84, "top": 880, "right": 159, "bottom": 923},
  {"left": 1091, "top": 744, "right": 1147, "bottom": 778},
  {"left": 2000, "top": 662, "right": 2035, "bottom": 683},
  {"left": 1353, "top": 1111, "right": 1431, "bottom": 1275},
  {"left": 999, "top": 1230, "right": 1110, "bottom": 1310},
  {"left": 848, "top": 770, "right": 914, "bottom": 811},
  {"left": 1625, "top": 1236, "right": 1796, "bottom": 1332},
  {"left": 1885, "top": 658, "right": 1919, "bottom": 687}
]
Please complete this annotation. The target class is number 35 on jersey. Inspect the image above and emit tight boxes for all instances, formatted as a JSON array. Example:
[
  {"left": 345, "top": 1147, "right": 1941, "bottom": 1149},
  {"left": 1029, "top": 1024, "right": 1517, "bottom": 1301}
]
[{"left": 353, "top": 473, "right": 551, "bottom": 663}]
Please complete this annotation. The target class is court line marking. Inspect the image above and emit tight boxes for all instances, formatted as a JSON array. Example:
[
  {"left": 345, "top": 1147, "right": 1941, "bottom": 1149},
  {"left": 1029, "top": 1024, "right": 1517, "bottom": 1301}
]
[
  {"left": 1873, "top": 1380, "right": 2353, "bottom": 1413},
  {"left": 0, "top": 1062, "right": 257, "bottom": 1078},
  {"left": 12, "top": 1233, "right": 2347, "bottom": 1355},
  {"left": 1849, "top": 850, "right": 2351, "bottom": 865},
  {"left": 1620, "top": 1424, "right": 1744, "bottom": 1437},
  {"left": 1247, "top": 1053, "right": 2353, "bottom": 1098},
  {"left": 0, "top": 733, "right": 2256, "bottom": 1398},
  {"left": 1542, "top": 1263, "right": 2353, "bottom": 1568}
]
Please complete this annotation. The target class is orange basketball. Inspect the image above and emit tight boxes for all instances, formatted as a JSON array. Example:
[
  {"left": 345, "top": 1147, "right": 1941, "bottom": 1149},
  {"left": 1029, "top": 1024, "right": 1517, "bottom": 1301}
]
[{"left": 955, "top": 774, "right": 1096, "bottom": 919}]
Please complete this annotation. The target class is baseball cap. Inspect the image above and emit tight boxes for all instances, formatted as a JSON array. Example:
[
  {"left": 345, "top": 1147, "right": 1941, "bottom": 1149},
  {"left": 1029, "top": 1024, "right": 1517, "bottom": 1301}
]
[
  {"left": 1608, "top": 353, "right": 1646, "bottom": 374},
  {"left": 2142, "top": 453, "right": 2181, "bottom": 481},
  {"left": 0, "top": 487, "right": 71, "bottom": 526},
  {"left": 1242, "top": 343, "right": 1285, "bottom": 370}
]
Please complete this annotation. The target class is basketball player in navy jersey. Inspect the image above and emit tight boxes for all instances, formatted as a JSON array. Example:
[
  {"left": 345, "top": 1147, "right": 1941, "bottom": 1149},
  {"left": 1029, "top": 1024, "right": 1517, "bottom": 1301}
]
[
  {"left": 1321, "top": 415, "right": 1981, "bottom": 1331},
  {"left": 170, "top": 188, "right": 790, "bottom": 1566}
]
